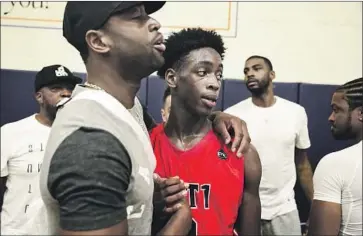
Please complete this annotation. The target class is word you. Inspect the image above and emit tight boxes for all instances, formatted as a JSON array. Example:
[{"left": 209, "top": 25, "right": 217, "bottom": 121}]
[{"left": 3, "top": 1, "right": 49, "bottom": 16}]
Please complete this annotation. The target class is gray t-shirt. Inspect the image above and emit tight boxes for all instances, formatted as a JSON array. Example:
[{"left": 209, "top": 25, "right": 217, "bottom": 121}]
[{"left": 38, "top": 85, "right": 156, "bottom": 235}]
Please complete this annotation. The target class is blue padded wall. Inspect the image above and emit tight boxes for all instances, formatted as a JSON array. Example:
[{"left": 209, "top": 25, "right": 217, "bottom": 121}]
[
  {"left": 215, "top": 82, "right": 224, "bottom": 111},
  {"left": 146, "top": 75, "right": 168, "bottom": 123},
  {"left": 1, "top": 69, "right": 39, "bottom": 126},
  {"left": 137, "top": 77, "right": 148, "bottom": 107}
]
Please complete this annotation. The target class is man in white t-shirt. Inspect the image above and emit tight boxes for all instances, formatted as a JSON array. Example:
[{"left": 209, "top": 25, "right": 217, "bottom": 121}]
[
  {"left": 308, "top": 77, "right": 362, "bottom": 236},
  {"left": 0, "top": 64, "right": 81, "bottom": 235},
  {"left": 224, "top": 55, "right": 314, "bottom": 235}
]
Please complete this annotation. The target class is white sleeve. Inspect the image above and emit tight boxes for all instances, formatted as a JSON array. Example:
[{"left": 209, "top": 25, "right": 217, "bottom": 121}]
[
  {"left": 223, "top": 106, "right": 234, "bottom": 115},
  {"left": 295, "top": 107, "right": 311, "bottom": 149},
  {"left": 1, "top": 125, "right": 11, "bottom": 177},
  {"left": 224, "top": 105, "right": 243, "bottom": 118},
  {"left": 313, "top": 155, "right": 342, "bottom": 204}
]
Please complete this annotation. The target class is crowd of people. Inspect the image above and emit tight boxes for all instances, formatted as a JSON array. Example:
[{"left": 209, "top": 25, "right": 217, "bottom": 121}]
[{"left": 1, "top": 1, "right": 362, "bottom": 236}]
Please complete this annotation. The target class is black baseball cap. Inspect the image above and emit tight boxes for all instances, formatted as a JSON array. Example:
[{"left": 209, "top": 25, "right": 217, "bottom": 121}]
[
  {"left": 35, "top": 65, "right": 83, "bottom": 92},
  {"left": 63, "top": 1, "right": 166, "bottom": 53}
]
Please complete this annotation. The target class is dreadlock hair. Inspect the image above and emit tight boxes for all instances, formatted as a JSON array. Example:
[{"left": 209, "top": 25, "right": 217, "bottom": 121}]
[
  {"left": 162, "top": 86, "right": 171, "bottom": 105},
  {"left": 336, "top": 77, "right": 363, "bottom": 110},
  {"left": 246, "top": 55, "right": 273, "bottom": 71},
  {"left": 157, "top": 28, "right": 226, "bottom": 78}
]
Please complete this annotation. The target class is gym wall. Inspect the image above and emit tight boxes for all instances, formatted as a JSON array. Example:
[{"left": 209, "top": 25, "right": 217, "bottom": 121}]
[{"left": 1, "top": 1, "right": 361, "bottom": 83}]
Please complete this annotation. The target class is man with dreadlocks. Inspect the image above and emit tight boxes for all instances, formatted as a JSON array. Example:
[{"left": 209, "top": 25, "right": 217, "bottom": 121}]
[
  {"left": 308, "top": 77, "right": 362, "bottom": 236},
  {"left": 150, "top": 28, "right": 262, "bottom": 235}
]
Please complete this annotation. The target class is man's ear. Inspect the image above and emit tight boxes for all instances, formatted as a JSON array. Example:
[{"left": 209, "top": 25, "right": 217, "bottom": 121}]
[
  {"left": 35, "top": 91, "right": 43, "bottom": 104},
  {"left": 270, "top": 70, "right": 276, "bottom": 81},
  {"left": 358, "top": 107, "right": 363, "bottom": 122},
  {"left": 85, "top": 29, "right": 111, "bottom": 54},
  {"left": 165, "top": 68, "right": 178, "bottom": 88}
]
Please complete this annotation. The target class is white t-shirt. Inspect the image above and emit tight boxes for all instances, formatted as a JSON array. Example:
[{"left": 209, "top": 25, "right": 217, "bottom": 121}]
[
  {"left": 313, "top": 141, "right": 362, "bottom": 235},
  {"left": 1, "top": 114, "right": 50, "bottom": 235},
  {"left": 224, "top": 96, "right": 311, "bottom": 220}
]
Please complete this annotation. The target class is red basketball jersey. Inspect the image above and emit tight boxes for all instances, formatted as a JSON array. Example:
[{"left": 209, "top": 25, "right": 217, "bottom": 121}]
[{"left": 150, "top": 124, "right": 244, "bottom": 235}]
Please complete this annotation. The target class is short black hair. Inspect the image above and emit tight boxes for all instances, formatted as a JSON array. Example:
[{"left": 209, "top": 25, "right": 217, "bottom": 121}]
[
  {"left": 336, "top": 77, "right": 363, "bottom": 110},
  {"left": 157, "top": 28, "right": 226, "bottom": 77},
  {"left": 162, "top": 86, "right": 171, "bottom": 104},
  {"left": 246, "top": 55, "right": 273, "bottom": 71}
]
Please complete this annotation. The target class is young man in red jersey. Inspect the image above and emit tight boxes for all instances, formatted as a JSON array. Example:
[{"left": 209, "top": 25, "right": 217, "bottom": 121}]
[{"left": 150, "top": 28, "right": 262, "bottom": 235}]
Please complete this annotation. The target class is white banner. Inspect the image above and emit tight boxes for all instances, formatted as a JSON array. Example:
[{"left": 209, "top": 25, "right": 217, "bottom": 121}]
[{"left": 1, "top": 1, "right": 238, "bottom": 37}]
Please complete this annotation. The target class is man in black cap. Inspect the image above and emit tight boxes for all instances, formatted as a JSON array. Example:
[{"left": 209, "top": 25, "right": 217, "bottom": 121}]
[
  {"left": 0, "top": 64, "right": 80, "bottom": 235},
  {"left": 39, "top": 2, "right": 251, "bottom": 236},
  {"left": 40, "top": 2, "right": 193, "bottom": 236},
  {"left": 33, "top": 64, "right": 83, "bottom": 124}
]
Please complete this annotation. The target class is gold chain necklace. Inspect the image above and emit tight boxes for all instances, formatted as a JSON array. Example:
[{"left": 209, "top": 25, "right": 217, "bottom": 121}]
[{"left": 84, "top": 82, "right": 104, "bottom": 91}]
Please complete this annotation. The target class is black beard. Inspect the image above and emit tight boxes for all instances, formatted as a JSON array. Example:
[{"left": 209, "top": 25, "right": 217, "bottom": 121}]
[
  {"left": 247, "top": 79, "right": 270, "bottom": 96},
  {"left": 44, "top": 103, "right": 58, "bottom": 122},
  {"left": 331, "top": 113, "right": 356, "bottom": 140},
  {"left": 248, "top": 86, "right": 268, "bottom": 96},
  {"left": 332, "top": 131, "right": 356, "bottom": 140}
]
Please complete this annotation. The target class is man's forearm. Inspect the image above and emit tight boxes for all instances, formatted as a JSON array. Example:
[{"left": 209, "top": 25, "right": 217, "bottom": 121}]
[
  {"left": 239, "top": 197, "right": 261, "bottom": 235},
  {"left": 157, "top": 206, "right": 192, "bottom": 236},
  {"left": 297, "top": 160, "right": 314, "bottom": 202}
]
